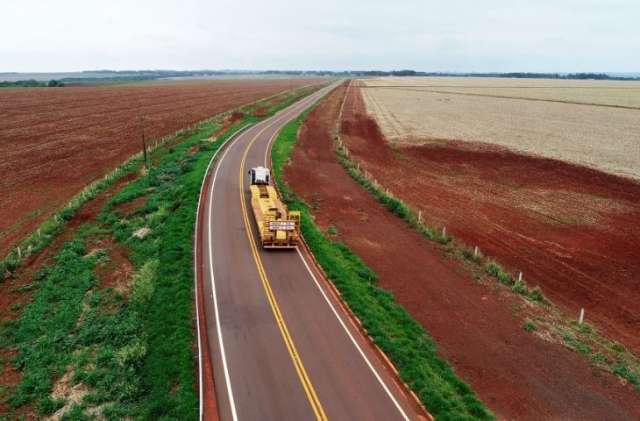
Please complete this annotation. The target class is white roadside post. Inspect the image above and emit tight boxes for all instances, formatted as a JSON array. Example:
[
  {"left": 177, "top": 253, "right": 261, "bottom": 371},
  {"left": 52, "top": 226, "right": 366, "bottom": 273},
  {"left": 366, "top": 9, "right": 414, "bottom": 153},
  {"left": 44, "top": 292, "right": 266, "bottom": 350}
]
[{"left": 579, "top": 308, "right": 585, "bottom": 324}]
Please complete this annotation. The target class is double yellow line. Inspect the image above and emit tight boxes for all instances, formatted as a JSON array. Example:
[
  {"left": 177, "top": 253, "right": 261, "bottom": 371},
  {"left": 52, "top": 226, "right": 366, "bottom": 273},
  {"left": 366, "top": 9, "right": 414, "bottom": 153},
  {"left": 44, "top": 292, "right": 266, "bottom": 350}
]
[{"left": 237, "top": 116, "right": 328, "bottom": 421}]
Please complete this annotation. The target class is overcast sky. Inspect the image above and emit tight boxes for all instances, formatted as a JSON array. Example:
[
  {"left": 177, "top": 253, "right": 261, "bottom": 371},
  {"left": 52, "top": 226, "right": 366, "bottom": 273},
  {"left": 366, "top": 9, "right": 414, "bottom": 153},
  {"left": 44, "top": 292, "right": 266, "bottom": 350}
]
[{"left": 2, "top": 0, "right": 639, "bottom": 73}]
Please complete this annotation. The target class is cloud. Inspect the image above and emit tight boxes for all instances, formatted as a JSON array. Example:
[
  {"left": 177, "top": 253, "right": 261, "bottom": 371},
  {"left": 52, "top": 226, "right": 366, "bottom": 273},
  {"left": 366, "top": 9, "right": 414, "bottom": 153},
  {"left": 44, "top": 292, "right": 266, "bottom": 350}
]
[{"left": 1, "top": 0, "right": 638, "bottom": 72}]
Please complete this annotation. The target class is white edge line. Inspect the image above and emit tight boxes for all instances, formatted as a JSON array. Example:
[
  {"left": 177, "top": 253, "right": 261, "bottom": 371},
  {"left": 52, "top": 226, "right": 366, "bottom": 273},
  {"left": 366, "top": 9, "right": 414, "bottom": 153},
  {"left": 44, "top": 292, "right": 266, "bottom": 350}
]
[
  {"left": 203, "top": 99, "right": 317, "bottom": 420},
  {"left": 259, "top": 80, "right": 410, "bottom": 420},
  {"left": 296, "top": 249, "right": 411, "bottom": 421},
  {"left": 197, "top": 86, "right": 330, "bottom": 421},
  {"left": 194, "top": 123, "right": 252, "bottom": 421}
]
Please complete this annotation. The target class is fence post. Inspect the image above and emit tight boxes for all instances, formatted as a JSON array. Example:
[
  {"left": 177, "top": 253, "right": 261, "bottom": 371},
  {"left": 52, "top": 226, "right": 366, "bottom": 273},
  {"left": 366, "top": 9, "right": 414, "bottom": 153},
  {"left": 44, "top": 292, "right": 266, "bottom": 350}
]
[
  {"left": 442, "top": 226, "right": 446, "bottom": 238},
  {"left": 418, "top": 211, "right": 422, "bottom": 223},
  {"left": 474, "top": 246, "right": 479, "bottom": 257},
  {"left": 518, "top": 272, "right": 523, "bottom": 282},
  {"left": 579, "top": 308, "right": 585, "bottom": 324}
]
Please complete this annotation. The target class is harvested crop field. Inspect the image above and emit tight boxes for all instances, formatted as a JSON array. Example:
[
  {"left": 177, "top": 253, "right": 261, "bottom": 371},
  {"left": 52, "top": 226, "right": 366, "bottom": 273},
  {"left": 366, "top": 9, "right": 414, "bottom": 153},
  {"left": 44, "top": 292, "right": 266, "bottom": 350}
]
[
  {"left": 344, "top": 82, "right": 640, "bottom": 355},
  {"left": 283, "top": 83, "right": 640, "bottom": 420},
  {"left": 360, "top": 77, "right": 640, "bottom": 179},
  {"left": 0, "top": 78, "right": 325, "bottom": 257}
]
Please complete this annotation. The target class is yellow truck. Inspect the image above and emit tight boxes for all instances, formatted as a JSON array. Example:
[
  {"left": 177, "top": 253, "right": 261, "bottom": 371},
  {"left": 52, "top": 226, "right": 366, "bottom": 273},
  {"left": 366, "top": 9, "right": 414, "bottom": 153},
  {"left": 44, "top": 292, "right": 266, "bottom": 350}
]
[{"left": 248, "top": 166, "right": 300, "bottom": 249}]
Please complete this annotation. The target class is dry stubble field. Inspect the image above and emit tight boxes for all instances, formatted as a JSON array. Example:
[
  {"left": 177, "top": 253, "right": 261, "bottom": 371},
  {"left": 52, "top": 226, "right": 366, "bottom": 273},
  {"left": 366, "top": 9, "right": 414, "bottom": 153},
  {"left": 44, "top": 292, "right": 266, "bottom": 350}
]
[
  {"left": 0, "top": 78, "right": 325, "bottom": 257},
  {"left": 361, "top": 77, "right": 640, "bottom": 179},
  {"left": 345, "top": 77, "right": 640, "bottom": 359}
]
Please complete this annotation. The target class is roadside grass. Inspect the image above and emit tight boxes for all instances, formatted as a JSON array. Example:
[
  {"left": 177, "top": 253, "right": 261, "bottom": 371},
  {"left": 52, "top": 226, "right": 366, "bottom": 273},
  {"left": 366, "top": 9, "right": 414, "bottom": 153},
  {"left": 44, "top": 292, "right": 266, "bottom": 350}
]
[
  {"left": 0, "top": 231, "right": 100, "bottom": 415},
  {"left": 272, "top": 106, "right": 494, "bottom": 420},
  {"left": 0, "top": 84, "right": 324, "bottom": 419}
]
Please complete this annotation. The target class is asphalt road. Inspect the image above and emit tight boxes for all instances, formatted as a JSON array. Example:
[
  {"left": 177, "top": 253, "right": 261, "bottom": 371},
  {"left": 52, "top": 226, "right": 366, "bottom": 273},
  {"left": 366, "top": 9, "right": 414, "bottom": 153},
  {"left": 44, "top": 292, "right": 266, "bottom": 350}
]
[{"left": 195, "top": 83, "right": 425, "bottom": 421}]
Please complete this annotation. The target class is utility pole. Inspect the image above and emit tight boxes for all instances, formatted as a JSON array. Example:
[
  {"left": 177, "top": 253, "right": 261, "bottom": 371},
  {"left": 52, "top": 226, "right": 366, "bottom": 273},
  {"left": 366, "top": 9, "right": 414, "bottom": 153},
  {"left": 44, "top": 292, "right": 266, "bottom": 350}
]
[{"left": 139, "top": 112, "right": 149, "bottom": 170}]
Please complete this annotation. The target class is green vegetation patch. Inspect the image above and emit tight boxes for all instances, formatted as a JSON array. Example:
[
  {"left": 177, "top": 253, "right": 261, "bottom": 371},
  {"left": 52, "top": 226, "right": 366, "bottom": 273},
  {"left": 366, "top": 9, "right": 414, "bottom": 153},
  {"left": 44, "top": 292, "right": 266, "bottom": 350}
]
[
  {"left": 0, "top": 84, "right": 323, "bottom": 419},
  {"left": 1, "top": 233, "right": 100, "bottom": 414},
  {"left": 272, "top": 106, "right": 493, "bottom": 420}
]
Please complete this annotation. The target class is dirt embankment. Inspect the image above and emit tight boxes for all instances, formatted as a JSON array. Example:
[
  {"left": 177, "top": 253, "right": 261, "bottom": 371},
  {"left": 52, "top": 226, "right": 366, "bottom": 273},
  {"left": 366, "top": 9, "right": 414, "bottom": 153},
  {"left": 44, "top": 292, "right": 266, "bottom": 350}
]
[
  {"left": 343, "top": 84, "right": 640, "bottom": 357},
  {"left": 0, "top": 78, "right": 325, "bottom": 258},
  {"left": 283, "top": 83, "right": 640, "bottom": 420}
]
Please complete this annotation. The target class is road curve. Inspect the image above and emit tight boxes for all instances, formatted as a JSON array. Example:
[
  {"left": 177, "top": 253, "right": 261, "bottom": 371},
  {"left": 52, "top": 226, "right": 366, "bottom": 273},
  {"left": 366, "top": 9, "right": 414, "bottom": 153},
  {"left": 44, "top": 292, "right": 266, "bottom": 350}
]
[{"left": 195, "top": 83, "right": 425, "bottom": 420}]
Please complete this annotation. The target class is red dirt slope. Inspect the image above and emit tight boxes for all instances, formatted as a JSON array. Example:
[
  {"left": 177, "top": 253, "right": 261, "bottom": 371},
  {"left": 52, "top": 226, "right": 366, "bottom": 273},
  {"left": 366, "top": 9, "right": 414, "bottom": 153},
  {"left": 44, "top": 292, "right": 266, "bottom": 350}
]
[
  {"left": 341, "top": 83, "right": 640, "bottom": 356},
  {"left": 0, "top": 78, "right": 324, "bottom": 258},
  {"left": 284, "top": 83, "right": 640, "bottom": 420}
]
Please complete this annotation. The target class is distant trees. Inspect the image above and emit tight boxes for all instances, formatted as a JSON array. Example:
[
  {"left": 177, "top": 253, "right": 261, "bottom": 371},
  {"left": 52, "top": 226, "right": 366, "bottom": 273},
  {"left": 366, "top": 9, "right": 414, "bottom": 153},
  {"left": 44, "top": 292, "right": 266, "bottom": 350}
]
[
  {"left": 0, "top": 79, "right": 44, "bottom": 87},
  {"left": 0, "top": 79, "right": 64, "bottom": 88},
  {"left": 47, "top": 79, "right": 65, "bottom": 87},
  {"left": 1, "top": 70, "right": 637, "bottom": 87}
]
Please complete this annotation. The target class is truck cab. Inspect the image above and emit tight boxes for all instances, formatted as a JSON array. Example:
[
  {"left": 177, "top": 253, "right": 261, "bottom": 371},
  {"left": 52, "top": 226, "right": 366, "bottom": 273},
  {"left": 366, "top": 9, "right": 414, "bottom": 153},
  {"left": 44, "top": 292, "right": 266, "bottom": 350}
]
[{"left": 249, "top": 166, "right": 270, "bottom": 185}]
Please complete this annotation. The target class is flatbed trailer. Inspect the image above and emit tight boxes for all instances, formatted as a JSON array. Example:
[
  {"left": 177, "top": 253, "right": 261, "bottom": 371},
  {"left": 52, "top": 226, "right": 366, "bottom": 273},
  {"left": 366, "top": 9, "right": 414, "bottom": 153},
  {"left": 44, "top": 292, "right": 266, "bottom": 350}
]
[{"left": 248, "top": 167, "right": 300, "bottom": 248}]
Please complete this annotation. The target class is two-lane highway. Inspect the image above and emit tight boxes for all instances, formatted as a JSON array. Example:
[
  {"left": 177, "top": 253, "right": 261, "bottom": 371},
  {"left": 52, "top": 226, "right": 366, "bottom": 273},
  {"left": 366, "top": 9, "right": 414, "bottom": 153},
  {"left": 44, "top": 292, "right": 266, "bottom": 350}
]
[{"left": 195, "top": 83, "right": 425, "bottom": 420}]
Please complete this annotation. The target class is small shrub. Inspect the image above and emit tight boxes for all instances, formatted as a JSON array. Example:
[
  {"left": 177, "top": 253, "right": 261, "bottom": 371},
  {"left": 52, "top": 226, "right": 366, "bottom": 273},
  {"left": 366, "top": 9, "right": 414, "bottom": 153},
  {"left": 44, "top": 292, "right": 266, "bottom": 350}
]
[
  {"left": 511, "top": 280, "right": 527, "bottom": 295},
  {"left": 115, "top": 339, "right": 148, "bottom": 368},
  {"left": 461, "top": 248, "right": 481, "bottom": 264},
  {"left": 527, "top": 286, "right": 546, "bottom": 303},
  {"left": 613, "top": 363, "right": 640, "bottom": 389},
  {"left": 327, "top": 225, "right": 339, "bottom": 236},
  {"left": 577, "top": 323, "right": 594, "bottom": 335},
  {"left": 131, "top": 259, "right": 158, "bottom": 305},
  {"left": 485, "top": 261, "right": 501, "bottom": 277},
  {"left": 611, "top": 342, "right": 627, "bottom": 354},
  {"left": 523, "top": 320, "right": 537, "bottom": 332}
]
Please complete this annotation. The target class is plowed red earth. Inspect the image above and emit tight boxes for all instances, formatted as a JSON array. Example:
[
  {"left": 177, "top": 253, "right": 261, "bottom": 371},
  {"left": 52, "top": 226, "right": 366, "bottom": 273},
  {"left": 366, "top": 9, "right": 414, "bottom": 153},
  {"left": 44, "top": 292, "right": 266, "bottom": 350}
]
[
  {"left": 284, "top": 83, "right": 640, "bottom": 420},
  {"left": 0, "top": 78, "right": 324, "bottom": 258},
  {"left": 341, "top": 84, "right": 640, "bottom": 357}
]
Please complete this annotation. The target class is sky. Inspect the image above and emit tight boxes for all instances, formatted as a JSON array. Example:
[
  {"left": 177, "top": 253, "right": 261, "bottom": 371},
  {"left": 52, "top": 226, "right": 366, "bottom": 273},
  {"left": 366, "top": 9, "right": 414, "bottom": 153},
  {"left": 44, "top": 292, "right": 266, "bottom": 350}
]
[{"left": 1, "top": 0, "right": 639, "bottom": 73}]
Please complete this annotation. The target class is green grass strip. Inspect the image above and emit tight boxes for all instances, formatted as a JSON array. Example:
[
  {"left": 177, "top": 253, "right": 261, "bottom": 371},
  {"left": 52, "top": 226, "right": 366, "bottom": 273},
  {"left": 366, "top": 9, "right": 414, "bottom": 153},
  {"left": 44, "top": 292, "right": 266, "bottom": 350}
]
[
  {"left": 0, "top": 84, "right": 323, "bottom": 420},
  {"left": 271, "top": 106, "right": 494, "bottom": 420}
]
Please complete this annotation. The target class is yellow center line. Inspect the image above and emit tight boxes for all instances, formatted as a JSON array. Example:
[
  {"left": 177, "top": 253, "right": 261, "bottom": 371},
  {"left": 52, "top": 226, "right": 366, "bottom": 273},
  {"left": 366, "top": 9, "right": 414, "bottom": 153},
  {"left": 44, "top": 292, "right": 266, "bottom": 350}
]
[{"left": 237, "top": 108, "right": 329, "bottom": 421}]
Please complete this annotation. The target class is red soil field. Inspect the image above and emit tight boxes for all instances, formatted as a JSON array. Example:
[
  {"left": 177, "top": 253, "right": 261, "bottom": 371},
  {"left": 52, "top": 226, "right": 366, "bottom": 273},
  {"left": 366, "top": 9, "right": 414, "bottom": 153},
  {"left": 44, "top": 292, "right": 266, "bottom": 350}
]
[
  {"left": 342, "top": 84, "right": 640, "bottom": 356},
  {"left": 284, "top": 83, "right": 640, "bottom": 420},
  {"left": 0, "top": 78, "right": 324, "bottom": 258}
]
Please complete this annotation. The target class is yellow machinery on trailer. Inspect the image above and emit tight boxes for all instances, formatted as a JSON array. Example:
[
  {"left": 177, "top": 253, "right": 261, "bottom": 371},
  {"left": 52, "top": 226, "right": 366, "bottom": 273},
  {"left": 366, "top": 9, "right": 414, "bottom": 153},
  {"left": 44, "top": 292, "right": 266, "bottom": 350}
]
[{"left": 248, "top": 166, "right": 300, "bottom": 249}]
